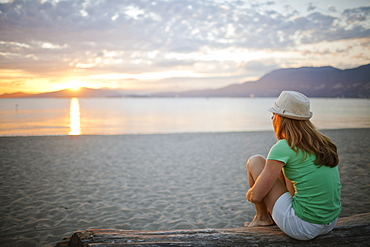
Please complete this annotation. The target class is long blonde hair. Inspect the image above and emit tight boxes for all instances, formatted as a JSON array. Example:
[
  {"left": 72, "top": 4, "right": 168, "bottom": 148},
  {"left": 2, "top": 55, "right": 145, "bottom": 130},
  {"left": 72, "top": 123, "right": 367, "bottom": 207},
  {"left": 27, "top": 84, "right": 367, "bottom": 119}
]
[{"left": 273, "top": 114, "right": 339, "bottom": 167}]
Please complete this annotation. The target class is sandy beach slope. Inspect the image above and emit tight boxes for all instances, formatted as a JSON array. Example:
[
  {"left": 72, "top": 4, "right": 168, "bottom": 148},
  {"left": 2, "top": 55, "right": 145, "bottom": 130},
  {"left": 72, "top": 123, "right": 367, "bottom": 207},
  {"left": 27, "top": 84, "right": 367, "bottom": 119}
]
[{"left": 0, "top": 129, "right": 369, "bottom": 246}]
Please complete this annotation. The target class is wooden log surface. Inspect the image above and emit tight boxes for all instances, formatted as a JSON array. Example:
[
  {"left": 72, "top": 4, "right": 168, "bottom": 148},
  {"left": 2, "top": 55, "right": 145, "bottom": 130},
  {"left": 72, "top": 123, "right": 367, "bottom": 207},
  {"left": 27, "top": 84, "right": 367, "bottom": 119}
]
[{"left": 56, "top": 212, "right": 370, "bottom": 246}]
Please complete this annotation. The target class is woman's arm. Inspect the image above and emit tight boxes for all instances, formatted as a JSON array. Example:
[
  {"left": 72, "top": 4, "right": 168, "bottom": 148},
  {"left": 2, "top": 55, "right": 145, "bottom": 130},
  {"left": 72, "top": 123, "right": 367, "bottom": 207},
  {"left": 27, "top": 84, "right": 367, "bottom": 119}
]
[{"left": 246, "top": 159, "right": 285, "bottom": 203}]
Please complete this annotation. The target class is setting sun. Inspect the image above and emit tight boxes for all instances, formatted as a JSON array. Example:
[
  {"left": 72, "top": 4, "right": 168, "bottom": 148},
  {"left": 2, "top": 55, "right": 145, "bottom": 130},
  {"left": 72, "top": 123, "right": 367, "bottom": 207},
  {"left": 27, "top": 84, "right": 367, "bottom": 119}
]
[
  {"left": 66, "top": 80, "right": 88, "bottom": 91},
  {"left": 55, "top": 80, "right": 93, "bottom": 92},
  {"left": 69, "top": 84, "right": 81, "bottom": 92}
]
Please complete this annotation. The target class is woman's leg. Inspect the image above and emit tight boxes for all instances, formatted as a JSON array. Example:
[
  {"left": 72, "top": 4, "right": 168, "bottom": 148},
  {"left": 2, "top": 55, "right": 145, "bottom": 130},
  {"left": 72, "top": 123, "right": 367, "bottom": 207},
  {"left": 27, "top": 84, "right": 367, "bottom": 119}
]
[{"left": 245, "top": 155, "right": 288, "bottom": 227}]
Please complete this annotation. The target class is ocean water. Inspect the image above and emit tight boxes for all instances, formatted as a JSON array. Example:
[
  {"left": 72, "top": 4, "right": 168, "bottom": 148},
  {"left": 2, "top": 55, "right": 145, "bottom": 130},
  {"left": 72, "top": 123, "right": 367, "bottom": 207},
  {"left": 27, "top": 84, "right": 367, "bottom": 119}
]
[{"left": 0, "top": 97, "right": 369, "bottom": 136}]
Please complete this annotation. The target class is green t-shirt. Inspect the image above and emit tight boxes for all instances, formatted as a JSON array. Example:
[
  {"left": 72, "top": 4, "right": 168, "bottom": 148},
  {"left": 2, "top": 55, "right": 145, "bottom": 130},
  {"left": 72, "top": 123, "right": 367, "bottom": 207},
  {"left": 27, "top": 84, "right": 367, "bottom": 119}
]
[{"left": 267, "top": 139, "right": 342, "bottom": 224}]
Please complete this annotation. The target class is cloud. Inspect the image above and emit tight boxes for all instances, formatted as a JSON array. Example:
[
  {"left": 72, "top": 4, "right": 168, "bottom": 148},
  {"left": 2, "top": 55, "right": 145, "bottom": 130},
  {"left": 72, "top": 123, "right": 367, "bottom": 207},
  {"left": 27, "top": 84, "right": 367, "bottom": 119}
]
[
  {"left": 343, "top": 6, "right": 370, "bottom": 23},
  {"left": 328, "top": 5, "right": 337, "bottom": 13},
  {"left": 307, "top": 3, "right": 316, "bottom": 12},
  {"left": 1, "top": 1, "right": 366, "bottom": 49},
  {"left": 240, "top": 60, "right": 281, "bottom": 72},
  {"left": 1, "top": 1, "right": 369, "bottom": 50}
]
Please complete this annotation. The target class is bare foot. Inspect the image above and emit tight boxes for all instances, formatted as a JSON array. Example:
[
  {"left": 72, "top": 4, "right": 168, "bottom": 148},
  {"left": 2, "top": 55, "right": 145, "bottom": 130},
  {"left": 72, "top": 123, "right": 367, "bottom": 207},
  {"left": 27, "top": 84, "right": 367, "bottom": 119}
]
[{"left": 244, "top": 215, "right": 274, "bottom": 227}]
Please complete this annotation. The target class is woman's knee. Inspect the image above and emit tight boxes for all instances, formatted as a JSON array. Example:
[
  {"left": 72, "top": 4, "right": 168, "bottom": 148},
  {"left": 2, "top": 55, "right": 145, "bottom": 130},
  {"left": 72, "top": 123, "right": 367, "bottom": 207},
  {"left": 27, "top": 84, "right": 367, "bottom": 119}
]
[{"left": 246, "top": 155, "right": 266, "bottom": 170}]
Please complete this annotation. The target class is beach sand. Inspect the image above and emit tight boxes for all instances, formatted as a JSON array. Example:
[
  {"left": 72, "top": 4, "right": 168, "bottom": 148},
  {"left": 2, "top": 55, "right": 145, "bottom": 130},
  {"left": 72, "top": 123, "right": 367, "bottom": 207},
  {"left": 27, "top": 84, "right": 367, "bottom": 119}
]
[{"left": 0, "top": 129, "right": 369, "bottom": 247}]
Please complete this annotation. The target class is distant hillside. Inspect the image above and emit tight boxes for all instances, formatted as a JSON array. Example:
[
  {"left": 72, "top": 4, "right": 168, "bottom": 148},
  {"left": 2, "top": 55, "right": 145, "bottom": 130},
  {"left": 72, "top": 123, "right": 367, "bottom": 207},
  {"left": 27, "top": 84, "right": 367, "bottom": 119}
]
[
  {"left": 153, "top": 64, "right": 370, "bottom": 98},
  {"left": 0, "top": 92, "right": 30, "bottom": 98},
  {"left": 0, "top": 87, "right": 123, "bottom": 98}
]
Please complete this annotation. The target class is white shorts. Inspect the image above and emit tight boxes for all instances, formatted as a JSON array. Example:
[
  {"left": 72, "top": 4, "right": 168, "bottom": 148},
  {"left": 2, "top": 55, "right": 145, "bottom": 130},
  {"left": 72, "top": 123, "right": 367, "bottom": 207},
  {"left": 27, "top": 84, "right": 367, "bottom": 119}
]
[{"left": 272, "top": 192, "right": 338, "bottom": 240}]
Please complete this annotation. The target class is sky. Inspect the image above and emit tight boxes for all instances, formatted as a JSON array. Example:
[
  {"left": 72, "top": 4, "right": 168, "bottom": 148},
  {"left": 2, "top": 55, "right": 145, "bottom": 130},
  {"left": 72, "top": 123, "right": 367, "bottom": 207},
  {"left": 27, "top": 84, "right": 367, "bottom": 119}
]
[{"left": 0, "top": 0, "right": 369, "bottom": 95}]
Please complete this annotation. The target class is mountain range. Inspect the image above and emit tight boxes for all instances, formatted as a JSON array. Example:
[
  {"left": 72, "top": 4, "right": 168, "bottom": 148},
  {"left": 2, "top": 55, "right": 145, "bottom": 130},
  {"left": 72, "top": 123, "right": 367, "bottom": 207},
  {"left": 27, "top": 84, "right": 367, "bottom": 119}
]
[
  {"left": 153, "top": 64, "right": 370, "bottom": 98},
  {"left": 1, "top": 64, "right": 369, "bottom": 98}
]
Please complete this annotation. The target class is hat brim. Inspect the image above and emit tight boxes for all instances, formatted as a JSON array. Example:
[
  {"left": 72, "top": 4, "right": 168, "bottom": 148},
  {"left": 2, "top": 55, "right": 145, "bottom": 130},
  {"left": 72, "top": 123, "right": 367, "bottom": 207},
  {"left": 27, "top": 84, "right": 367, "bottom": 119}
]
[{"left": 267, "top": 107, "right": 312, "bottom": 120}]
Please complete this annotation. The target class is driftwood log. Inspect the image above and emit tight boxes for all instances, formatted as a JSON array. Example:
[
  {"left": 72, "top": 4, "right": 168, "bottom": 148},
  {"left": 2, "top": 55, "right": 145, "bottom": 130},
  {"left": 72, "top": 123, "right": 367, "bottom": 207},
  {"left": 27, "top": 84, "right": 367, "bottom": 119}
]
[{"left": 56, "top": 212, "right": 370, "bottom": 246}]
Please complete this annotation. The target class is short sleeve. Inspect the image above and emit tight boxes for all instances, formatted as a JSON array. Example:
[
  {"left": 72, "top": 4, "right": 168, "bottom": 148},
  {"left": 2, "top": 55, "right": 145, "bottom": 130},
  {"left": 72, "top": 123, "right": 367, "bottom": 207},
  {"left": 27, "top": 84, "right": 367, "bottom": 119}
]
[{"left": 267, "top": 139, "right": 292, "bottom": 164}]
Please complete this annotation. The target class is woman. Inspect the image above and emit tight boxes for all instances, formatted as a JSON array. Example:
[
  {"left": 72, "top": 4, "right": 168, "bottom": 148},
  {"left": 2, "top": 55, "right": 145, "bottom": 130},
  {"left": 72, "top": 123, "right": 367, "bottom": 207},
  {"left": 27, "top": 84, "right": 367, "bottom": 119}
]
[{"left": 245, "top": 91, "right": 341, "bottom": 240}]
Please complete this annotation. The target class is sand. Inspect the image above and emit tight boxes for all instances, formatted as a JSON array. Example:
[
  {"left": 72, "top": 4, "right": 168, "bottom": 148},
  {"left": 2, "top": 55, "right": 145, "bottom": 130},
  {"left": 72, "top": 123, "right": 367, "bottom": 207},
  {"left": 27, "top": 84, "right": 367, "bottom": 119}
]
[{"left": 0, "top": 129, "right": 369, "bottom": 247}]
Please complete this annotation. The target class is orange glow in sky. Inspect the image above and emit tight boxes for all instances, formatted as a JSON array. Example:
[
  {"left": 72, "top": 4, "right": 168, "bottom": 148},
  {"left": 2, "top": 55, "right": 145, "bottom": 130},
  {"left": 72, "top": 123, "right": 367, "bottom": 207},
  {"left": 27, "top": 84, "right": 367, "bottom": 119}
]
[
  {"left": 69, "top": 87, "right": 80, "bottom": 93},
  {"left": 68, "top": 85, "right": 81, "bottom": 92},
  {"left": 56, "top": 80, "right": 93, "bottom": 92}
]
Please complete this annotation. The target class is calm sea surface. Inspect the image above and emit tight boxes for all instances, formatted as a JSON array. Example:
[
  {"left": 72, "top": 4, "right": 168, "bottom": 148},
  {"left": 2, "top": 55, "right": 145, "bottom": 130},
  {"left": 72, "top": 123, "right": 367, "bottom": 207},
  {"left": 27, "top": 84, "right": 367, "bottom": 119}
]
[{"left": 0, "top": 97, "right": 369, "bottom": 136}]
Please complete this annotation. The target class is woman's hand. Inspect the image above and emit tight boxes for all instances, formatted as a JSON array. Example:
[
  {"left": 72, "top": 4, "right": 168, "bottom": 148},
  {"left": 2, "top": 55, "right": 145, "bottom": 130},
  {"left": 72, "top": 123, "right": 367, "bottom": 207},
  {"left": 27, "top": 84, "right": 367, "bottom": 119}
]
[{"left": 246, "top": 159, "right": 285, "bottom": 204}]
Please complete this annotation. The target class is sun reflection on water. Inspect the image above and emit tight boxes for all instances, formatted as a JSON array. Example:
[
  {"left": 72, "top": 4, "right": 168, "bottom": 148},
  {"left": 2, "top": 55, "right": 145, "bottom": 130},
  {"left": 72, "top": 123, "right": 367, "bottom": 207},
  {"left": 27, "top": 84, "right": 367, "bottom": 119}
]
[{"left": 69, "top": 98, "right": 81, "bottom": 135}]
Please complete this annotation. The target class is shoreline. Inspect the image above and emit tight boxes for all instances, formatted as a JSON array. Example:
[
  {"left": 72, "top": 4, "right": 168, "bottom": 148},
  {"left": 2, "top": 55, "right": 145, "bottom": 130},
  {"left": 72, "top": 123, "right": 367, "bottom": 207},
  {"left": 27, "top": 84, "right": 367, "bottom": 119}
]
[{"left": 1, "top": 127, "right": 369, "bottom": 138}]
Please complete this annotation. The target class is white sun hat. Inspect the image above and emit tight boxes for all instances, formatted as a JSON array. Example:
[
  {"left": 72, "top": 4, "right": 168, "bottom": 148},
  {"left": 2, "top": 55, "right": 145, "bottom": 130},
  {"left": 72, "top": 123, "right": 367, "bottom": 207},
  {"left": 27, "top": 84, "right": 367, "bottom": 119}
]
[{"left": 267, "top": 91, "right": 313, "bottom": 120}]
